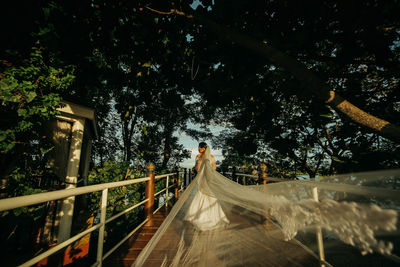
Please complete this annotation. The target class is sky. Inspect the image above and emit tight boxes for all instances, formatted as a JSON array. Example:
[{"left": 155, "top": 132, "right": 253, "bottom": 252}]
[
  {"left": 177, "top": 123, "right": 227, "bottom": 168},
  {"left": 176, "top": 0, "right": 222, "bottom": 168}
]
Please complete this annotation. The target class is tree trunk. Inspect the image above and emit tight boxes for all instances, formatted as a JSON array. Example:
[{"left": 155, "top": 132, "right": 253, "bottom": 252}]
[
  {"left": 161, "top": 124, "right": 174, "bottom": 170},
  {"left": 122, "top": 114, "right": 138, "bottom": 162},
  {"left": 122, "top": 120, "right": 129, "bottom": 161}
]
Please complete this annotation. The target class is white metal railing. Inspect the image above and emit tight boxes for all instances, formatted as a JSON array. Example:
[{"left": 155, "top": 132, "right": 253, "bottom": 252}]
[
  {"left": 9, "top": 168, "right": 397, "bottom": 266},
  {"left": 154, "top": 175, "right": 175, "bottom": 210},
  {"left": 231, "top": 172, "right": 400, "bottom": 267},
  {"left": 0, "top": 171, "right": 184, "bottom": 267},
  {"left": 0, "top": 177, "right": 150, "bottom": 212},
  {"left": 232, "top": 173, "right": 400, "bottom": 200},
  {"left": 155, "top": 173, "right": 170, "bottom": 180}
]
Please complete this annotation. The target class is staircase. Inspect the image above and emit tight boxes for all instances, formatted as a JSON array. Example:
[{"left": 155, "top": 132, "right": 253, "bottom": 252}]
[{"left": 104, "top": 206, "right": 170, "bottom": 267}]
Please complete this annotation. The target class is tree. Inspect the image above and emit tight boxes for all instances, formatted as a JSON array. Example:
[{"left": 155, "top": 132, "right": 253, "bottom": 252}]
[
  {"left": 142, "top": 0, "right": 399, "bottom": 174},
  {"left": 145, "top": 1, "right": 400, "bottom": 142},
  {"left": 0, "top": 47, "right": 75, "bottom": 196}
]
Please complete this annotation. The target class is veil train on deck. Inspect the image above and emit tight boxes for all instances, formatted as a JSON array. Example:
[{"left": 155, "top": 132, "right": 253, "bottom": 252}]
[{"left": 133, "top": 147, "right": 398, "bottom": 267}]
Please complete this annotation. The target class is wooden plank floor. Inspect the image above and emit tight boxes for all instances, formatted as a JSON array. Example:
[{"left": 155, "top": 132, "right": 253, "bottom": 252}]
[
  {"left": 104, "top": 204, "right": 319, "bottom": 267},
  {"left": 103, "top": 206, "right": 170, "bottom": 267},
  {"left": 137, "top": 206, "right": 320, "bottom": 267}
]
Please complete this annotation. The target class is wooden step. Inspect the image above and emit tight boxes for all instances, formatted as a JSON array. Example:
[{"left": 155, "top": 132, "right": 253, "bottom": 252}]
[
  {"left": 117, "top": 260, "right": 134, "bottom": 267},
  {"left": 119, "top": 259, "right": 171, "bottom": 266},
  {"left": 131, "top": 240, "right": 152, "bottom": 250},
  {"left": 103, "top": 204, "right": 320, "bottom": 267},
  {"left": 125, "top": 249, "right": 141, "bottom": 259},
  {"left": 132, "top": 235, "right": 155, "bottom": 242},
  {"left": 136, "top": 228, "right": 157, "bottom": 235},
  {"left": 103, "top": 207, "right": 172, "bottom": 266}
]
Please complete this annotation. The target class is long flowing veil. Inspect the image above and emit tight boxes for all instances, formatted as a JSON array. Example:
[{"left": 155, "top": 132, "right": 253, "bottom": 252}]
[{"left": 133, "top": 149, "right": 399, "bottom": 266}]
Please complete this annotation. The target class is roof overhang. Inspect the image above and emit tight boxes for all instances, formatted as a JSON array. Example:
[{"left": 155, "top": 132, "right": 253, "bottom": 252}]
[{"left": 57, "top": 100, "right": 98, "bottom": 139}]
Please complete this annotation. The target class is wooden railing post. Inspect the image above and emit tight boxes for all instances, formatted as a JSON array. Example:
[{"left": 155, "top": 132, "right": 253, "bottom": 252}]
[
  {"left": 174, "top": 169, "right": 179, "bottom": 200},
  {"left": 259, "top": 163, "right": 268, "bottom": 184},
  {"left": 144, "top": 163, "right": 155, "bottom": 226},
  {"left": 251, "top": 168, "right": 258, "bottom": 184}
]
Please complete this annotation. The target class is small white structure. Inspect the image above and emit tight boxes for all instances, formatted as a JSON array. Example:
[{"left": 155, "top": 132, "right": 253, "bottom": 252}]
[{"left": 42, "top": 101, "right": 98, "bottom": 244}]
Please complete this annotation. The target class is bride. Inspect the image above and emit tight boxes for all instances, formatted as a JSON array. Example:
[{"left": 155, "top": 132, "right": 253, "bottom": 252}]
[
  {"left": 183, "top": 142, "right": 230, "bottom": 230},
  {"left": 195, "top": 142, "right": 216, "bottom": 172},
  {"left": 133, "top": 143, "right": 398, "bottom": 266}
]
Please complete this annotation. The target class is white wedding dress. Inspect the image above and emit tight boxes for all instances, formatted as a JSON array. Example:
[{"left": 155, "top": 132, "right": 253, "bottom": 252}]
[
  {"left": 183, "top": 149, "right": 230, "bottom": 230},
  {"left": 132, "top": 147, "right": 399, "bottom": 267}
]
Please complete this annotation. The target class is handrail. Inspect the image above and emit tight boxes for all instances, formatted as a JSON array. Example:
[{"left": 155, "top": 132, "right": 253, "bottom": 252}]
[
  {"left": 21, "top": 223, "right": 103, "bottom": 267},
  {"left": 155, "top": 173, "right": 170, "bottom": 179},
  {"left": 0, "top": 168, "right": 189, "bottom": 267},
  {"left": 105, "top": 198, "right": 149, "bottom": 224},
  {"left": 16, "top": 167, "right": 396, "bottom": 266},
  {"left": 233, "top": 173, "right": 400, "bottom": 200},
  {"left": 235, "top": 173, "right": 286, "bottom": 183},
  {"left": 293, "top": 180, "right": 400, "bottom": 200},
  {"left": 0, "top": 177, "right": 151, "bottom": 212},
  {"left": 154, "top": 184, "right": 174, "bottom": 197},
  {"left": 231, "top": 171, "right": 400, "bottom": 267}
]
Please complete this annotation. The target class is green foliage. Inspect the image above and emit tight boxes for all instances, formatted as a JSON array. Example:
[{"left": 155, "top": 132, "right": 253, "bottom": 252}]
[
  {"left": 0, "top": 46, "right": 75, "bottom": 197},
  {"left": 0, "top": 1, "right": 399, "bottom": 262},
  {"left": 193, "top": 0, "right": 400, "bottom": 175},
  {"left": 87, "top": 161, "right": 151, "bottom": 249},
  {"left": 88, "top": 161, "right": 146, "bottom": 213},
  {"left": 0, "top": 0, "right": 398, "bottom": 188},
  {"left": 0, "top": 47, "right": 74, "bottom": 151}
]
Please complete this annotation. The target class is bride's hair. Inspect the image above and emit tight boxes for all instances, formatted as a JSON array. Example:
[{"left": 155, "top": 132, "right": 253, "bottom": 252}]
[{"left": 198, "top": 142, "right": 207, "bottom": 149}]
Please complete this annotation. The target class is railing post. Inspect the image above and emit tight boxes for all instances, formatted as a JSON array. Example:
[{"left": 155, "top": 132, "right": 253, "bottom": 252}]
[
  {"left": 252, "top": 169, "right": 258, "bottom": 184},
  {"left": 184, "top": 168, "right": 188, "bottom": 188},
  {"left": 312, "top": 187, "right": 326, "bottom": 267},
  {"left": 96, "top": 188, "right": 108, "bottom": 267},
  {"left": 174, "top": 169, "right": 179, "bottom": 200},
  {"left": 165, "top": 175, "right": 169, "bottom": 207},
  {"left": 180, "top": 170, "right": 184, "bottom": 191},
  {"left": 144, "top": 163, "right": 155, "bottom": 226},
  {"left": 232, "top": 167, "right": 237, "bottom": 183},
  {"left": 259, "top": 163, "right": 268, "bottom": 184}
]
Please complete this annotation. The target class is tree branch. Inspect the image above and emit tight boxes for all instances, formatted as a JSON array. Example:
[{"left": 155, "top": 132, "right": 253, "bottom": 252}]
[{"left": 145, "top": 6, "right": 400, "bottom": 143}]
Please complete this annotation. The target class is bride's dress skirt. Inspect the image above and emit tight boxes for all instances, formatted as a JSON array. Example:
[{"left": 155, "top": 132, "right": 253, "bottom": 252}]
[
  {"left": 184, "top": 189, "right": 230, "bottom": 231},
  {"left": 132, "top": 150, "right": 398, "bottom": 266}
]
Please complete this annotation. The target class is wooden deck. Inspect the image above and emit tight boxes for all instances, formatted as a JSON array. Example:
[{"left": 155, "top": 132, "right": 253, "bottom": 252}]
[
  {"left": 135, "top": 206, "right": 320, "bottom": 267},
  {"left": 104, "top": 203, "right": 319, "bottom": 267},
  {"left": 103, "top": 206, "right": 170, "bottom": 267}
]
